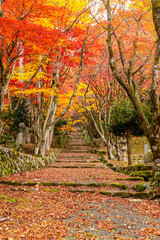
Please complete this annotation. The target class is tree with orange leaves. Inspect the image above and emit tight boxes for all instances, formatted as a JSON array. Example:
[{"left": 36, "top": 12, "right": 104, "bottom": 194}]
[
  {"left": 92, "top": 0, "right": 160, "bottom": 168},
  {"left": 0, "top": 0, "right": 54, "bottom": 133},
  {"left": 0, "top": 0, "right": 103, "bottom": 156}
]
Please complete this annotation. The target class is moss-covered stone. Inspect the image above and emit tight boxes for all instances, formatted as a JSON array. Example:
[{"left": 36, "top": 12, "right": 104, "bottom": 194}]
[
  {"left": 42, "top": 188, "right": 60, "bottom": 192},
  {"left": 133, "top": 183, "right": 146, "bottom": 192},
  {"left": 87, "top": 182, "right": 108, "bottom": 187},
  {"left": 0, "top": 180, "right": 19, "bottom": 186},
  {"left": 111, "top": 191, "right": 131, "bottom": 198},
  {"left": 148, "top": 190, "right": 158, "bottom": 199},
  {"left": 110, "top": 182, "right": 128, "bottom": 190},
  {"left": 117, "top": 164, "right": 152, "bottom": 176},
  {"left": 134, "top": 171, "right": 153, "bottom": 181},
  {"left": 132, "top": 190, "right": 157, "bottom": 199},
  {"left": 154, "top": 172, "right": 160, "bottom": 190},
  {"left": 20, "top": 181, "right": 37, "bottom": 186},
  {"left": 99, "top": 190, "right": 112, "bottom": 196},
  {"left": 143, "top": 151, "right": 153, "bottom": 163},
  {"left": 41, "top": 182, "right": 61, "bottom": 186},
  {"left": 126, "top": 177, "right": 144, "bottom": 181},
  {"left": 68, "top": 189, "right": 95, "bottom": 193},
  {"left": 100, "top": 190, "right": 131, "bottom": 198},
  {"left": 63, "top": 182, "right": 83, "bottom": 187},
  {"left": 107, "top": 163, "right": 113, "bottom": 167},
  {"left": 134, "top": 164, "right": 152, "bottom": 171},
  {"left": 0, "top": 146, "right": 57, "bottom": 177}
]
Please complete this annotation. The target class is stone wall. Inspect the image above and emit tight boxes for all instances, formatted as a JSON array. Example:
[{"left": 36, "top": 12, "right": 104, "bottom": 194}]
[
  {"left": 0, "top": 146, "right": 58, "bottom": 177},
  {"left": 116, "top": 163, "right": 160, "bottom": 190}
]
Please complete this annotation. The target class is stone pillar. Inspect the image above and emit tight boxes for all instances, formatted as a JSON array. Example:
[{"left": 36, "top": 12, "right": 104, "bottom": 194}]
[
  {"left": 16, "top": 123, "right": 25, "bottom": 144},
  {"left": 144, "top": 142, "right": 149, "bottom": 155},
  {"left": 144, "top": 142, "right": 151, "bottom": 163},
  {"left": 120, "top": 138, "right": 127, "bottom": 162}
]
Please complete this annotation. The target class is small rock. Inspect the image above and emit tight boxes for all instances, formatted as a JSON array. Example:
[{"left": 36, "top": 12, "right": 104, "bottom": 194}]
[
  {"left": 0, "top": 217, "right": 10, "bottom": 222},
  {"left": 30, "top": 188, "right": 38, "bottom": 191},
  {"left": 11, "top": 188, "right": 19, "bottom": 191},
  {"left": 128, "top": 199, "right": 142, "bottom": 203}
]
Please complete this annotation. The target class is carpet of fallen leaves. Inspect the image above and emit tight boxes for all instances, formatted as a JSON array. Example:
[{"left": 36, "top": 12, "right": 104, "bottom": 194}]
[
  {"left": 0, "top": 166, "right": 129, "bottom": 182},
  {"left": 0, "top": 130, "right": 160, "bottom": 239},
  {"left": 0, "top": 183, "right": 160, "bottom": 240}
]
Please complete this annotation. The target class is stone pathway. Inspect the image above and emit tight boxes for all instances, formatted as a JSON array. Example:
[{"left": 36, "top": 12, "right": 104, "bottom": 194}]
[
  {"left": 56, "top": 128, "right": 160, "bottom": 239},
  {"left": 0, "top": 128, "right": 160, "bottom": 239}
]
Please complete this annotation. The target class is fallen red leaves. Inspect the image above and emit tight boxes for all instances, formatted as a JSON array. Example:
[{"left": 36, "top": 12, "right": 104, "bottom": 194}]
[
  {"left": 0, "top": 183, "right": 160, "bottom": 239},
  {"left": 0, "top": 131, "right": 160, "bottom": 239}
]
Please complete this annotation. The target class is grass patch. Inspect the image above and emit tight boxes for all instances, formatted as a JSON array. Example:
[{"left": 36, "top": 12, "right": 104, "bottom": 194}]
[{"left": 133, "top": 183, "right": 146, "bottom": 192}]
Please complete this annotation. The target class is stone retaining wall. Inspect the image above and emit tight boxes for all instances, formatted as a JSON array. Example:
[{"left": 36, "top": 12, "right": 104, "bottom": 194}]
[
  {"left": 0, "top": 146, "right": 58, "bottom": 177},
  {"left": 115, "top": 163, "right": 160, "bottom": 190}
]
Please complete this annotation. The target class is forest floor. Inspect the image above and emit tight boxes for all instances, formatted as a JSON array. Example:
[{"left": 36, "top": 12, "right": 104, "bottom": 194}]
[{"left": 0, "top": 128, "right": 160, "bottom": 240}]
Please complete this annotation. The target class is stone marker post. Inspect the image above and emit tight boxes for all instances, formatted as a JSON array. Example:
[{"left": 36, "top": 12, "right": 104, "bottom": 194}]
[{"left": 120, "top": 138, "right": 127, "bottom": 162}]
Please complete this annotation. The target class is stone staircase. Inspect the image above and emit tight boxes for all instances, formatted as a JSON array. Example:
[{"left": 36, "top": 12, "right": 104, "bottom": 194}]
[
  {"left": 0, "top": 128, "right": 157, "bottom": 200},
  {"left": 53, "top": 128, "right": 105, "bottom": 168}
]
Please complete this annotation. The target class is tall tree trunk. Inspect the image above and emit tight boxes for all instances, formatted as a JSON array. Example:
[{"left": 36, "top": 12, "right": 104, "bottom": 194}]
[
  {"left": 45, "top": 133, "right": 50, "bottom": 152},
  {"left": 34, "top": 136, "right": 40, "bottom": 155},
  {"left": 151, "top": 0, "right": 160, "bottom": 39},
  {"left": 49, "top": 127, "right": 54, "bottom": 147},
  {"left": 104, "top": 0, "right": 160, "bottom": 165},
  {"left": 126, "top": 129, "right": 132, "bottom": 166},
  {"left": 115, "top": 136, "right": 121, "bottom": 161},
  {"left": 40, "top": 137, "right": 46, "bottom": 157},
  {"left": 107, "top": 139, "right": 114, "bottom": 160}
]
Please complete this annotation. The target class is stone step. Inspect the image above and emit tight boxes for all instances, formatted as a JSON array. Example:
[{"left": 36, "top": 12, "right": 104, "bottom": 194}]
[
  {"left": 49, "top": 165, "right": 106, "bottom": 169},
  {"left": 0, "top": 181, "right": 157, "bottom": 199},
  {"left": 65, "top": 146, "right": 92, "bottom": 150},
  {"left": 54, "top": 162, "right": 104, "bottom": 167},
  {"left": 59, "top": 154, "right": 98, "bottom": 159},
  {"left": 69, "top": 136, "right": 84, "bottom": 139},
  {"left": 62, "top": 150, "right": 92, "bottom": 153},
  {"left": 99, "top": 190, "right": 157, "bottom": 199},
  {"left": 69, "top": 131, "right": 82, "bottom": 135},
  {"left": 69, "top": 133, "right": 82, "bottom": 137},
  {"left": 67, "top": 143, "right": 87, "bottom": 146},
  {"left": 56, "top": 160, "right": 100, "bottom": 163}
]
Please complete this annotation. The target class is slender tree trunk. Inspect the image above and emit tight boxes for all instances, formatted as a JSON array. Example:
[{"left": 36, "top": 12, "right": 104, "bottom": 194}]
[
  {"left": 25, "top": 127, "right": 31, "bottom": 143},
  {"left": 151, "top": 0, "right": 160, "bottom": 39},
  {"left": 106, "top": 139, "right": 114, "bottom": 160},
  {"left": 0, "top": 85, "right": 5, "bottom": 113},
  {"left": 126, "top": 129, "right": 132, "bottom": 166},
  {"left": 34, "top": 136, "right": 41, "bottom": 155},
  {"left": 115, "top": 136, "right": 121, "bottom": 161},
  {"left": 49, "top": 127, "right": 54, "bottom": 147},
  {"left": 40, "top": 137, "right": 46, "bottom": 157},
  {"left": 45, "top": 133, "right": 50, "bottom": 152},
  {"left": 104, "top": 0, "right": 160, "bottom": 165}
]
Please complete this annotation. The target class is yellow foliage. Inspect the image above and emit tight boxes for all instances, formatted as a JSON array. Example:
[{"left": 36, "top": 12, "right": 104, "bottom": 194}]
[
  {"left": 129, "top": 0, "right": 151, "bottom": 11},
  {"left": 14, "top": 86, "right": 58, "bottom": 97},
  {"left": 12, "top": 63, "right": 46, "bottom": 82},
  {"left": 86, "top": 104, "right": 96, "bottom": 111},
  {"left": 47, "top": 0, "right": 88, "bottom": 12},
  {"left": 33, "top": 18, "right": 56, "bottom": 29}
]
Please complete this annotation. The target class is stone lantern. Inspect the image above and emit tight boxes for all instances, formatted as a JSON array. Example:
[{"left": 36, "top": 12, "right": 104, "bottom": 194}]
[{"left": 120, "top": 138, "right": 127, "bottom": 162}]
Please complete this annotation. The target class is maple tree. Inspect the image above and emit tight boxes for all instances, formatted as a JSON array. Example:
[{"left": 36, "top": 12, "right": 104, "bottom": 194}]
[
  {"left": 75, "top": 57, "right": 115, "bottom": 159},
  {"left": 90, "top": 0, "right": 160, "bottom": 168},
  {"left": 0, "top": 0, "right": 103, "bottom": 156},
  {"left": 0, "top": 0, "right": 54, "bottom": 133},
  {"left": 151, "top": 0, "right": 160, "bottom": 39}
]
